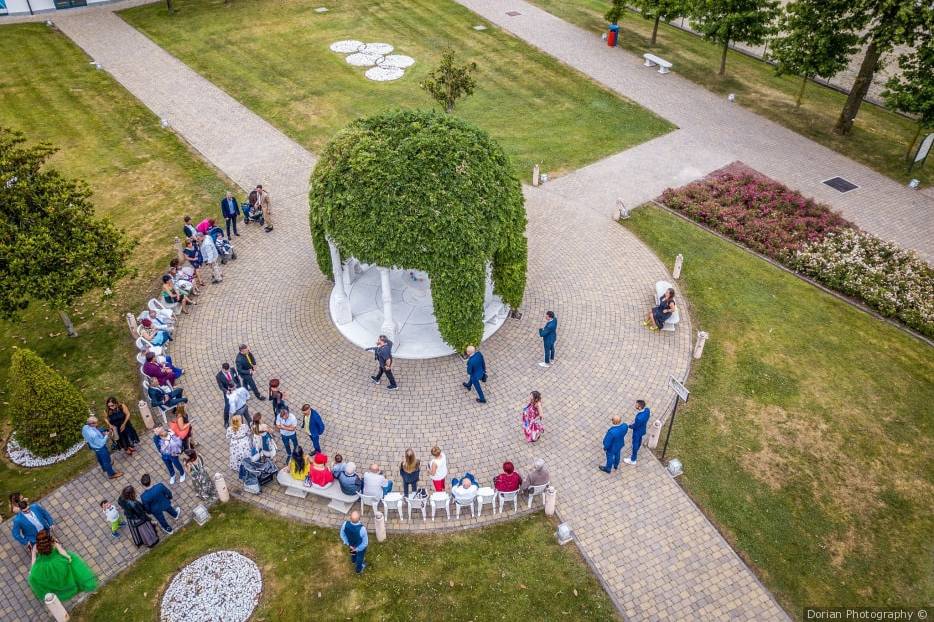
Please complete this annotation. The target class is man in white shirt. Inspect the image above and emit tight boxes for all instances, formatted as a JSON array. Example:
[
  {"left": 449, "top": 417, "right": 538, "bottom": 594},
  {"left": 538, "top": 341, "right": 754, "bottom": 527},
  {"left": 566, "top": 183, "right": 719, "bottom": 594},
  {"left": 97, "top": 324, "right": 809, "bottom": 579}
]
[
  {"left": 362, "top": 463, "right": 393, "bottom": 499},
  {"left": 275, "top": 405, "right": 299, "bottom": 460},
  {"left": 452, "top": 478, "right": 478, "bottom": 505}
]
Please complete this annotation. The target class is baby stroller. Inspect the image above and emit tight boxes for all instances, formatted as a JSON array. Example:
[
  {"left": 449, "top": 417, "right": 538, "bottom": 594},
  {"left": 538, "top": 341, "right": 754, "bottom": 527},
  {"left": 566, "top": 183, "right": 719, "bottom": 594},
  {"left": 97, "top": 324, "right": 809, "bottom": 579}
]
[
  {"left": 241, "top": 201, "right": 264, "bottom": 225},
  {"left": 207, "top": 225, "right": 237, "bottom": 264},
  {"left": 238, "top": 456, "right": 278, "bottom": 494}
]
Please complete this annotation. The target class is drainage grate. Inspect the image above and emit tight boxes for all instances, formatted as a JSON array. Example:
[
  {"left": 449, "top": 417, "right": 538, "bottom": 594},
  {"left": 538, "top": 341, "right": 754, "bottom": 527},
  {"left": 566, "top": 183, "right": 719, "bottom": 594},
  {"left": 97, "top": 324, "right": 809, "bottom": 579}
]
[
  {"left": 822, "top": 177, "right": 859, "bottom": 193},
  {"left": 506, "top": 10, "right": 521, "bottom": 16}
]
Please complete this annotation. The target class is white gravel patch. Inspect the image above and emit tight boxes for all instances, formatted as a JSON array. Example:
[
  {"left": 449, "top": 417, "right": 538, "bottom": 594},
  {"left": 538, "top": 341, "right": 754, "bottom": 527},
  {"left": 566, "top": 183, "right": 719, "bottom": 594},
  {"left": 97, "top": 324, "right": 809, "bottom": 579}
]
[
  {"left": 329, "top": 39, "right": 364, "bottom": 53},
  {"left": 365, "top": 66, "right": 405, "bottom": 81},
  {"left": 361, "top": 42, "right": 394, "bottom": 55},
  {"left": 345, "top": 52, "right": 384, "bottom": 67},
  {"left": 161, "top": 551, "right": 261, "bottom": 622},
  {"left": 378, "top": 54, "right": 415, "bottom": 69},
  {"left": 6, "top": 433, "right": 85, "bottom": 468}
]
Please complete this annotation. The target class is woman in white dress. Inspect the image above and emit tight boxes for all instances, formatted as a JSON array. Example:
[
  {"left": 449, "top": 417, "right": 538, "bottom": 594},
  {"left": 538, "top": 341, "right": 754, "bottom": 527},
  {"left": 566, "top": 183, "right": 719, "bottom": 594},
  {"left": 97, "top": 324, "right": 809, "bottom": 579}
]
[{"left": 226, "top": 414, "right": 253, "bottom": 471}]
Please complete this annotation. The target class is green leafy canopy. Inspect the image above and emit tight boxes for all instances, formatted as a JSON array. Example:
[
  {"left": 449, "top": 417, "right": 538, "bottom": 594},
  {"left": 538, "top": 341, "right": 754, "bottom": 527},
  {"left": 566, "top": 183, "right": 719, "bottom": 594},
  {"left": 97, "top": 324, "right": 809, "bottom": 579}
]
[
  {"left": 689, "top": 0, "right": 780, "bottom": 74},
  {"left": 420, "top": 49, "right": 478, "bottom": 114},
  {"left": 309, "top": 110, "right": 528, "bottom": 352},
  {"left": 882, "top": 27, "right": 934, "bottom": 129},
  {"left": 0, "top": 128, "right": 135, "bottom": 320}
]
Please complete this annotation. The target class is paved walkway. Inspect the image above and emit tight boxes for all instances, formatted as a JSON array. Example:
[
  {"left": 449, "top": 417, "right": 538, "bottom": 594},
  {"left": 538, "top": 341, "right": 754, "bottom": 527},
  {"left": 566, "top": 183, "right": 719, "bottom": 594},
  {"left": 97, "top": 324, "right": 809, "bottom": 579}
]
[
  {"left": 457, "top": 0, "right": 934, "bottom": 262},
  {"left": 0, "top": 6, "right": 789, "bottom": 622}
]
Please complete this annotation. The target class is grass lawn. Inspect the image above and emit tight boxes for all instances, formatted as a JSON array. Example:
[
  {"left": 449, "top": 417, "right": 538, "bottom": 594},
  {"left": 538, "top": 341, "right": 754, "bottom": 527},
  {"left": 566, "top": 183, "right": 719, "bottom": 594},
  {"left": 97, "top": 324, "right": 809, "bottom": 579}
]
[
  {"left": 120, "top": 0, "right": 673, "bottom": 179},
  {"left": 72, "top": 501, "right": 616, "bottom": 621},
  {"left": 525, "top": 0, "right": 931, "bottom": 187},
  {"left": 623, "top": 206, "right": 934, "bottom": 616},
  {"left": 0, "top": 24, "right": 230, "bottom": 514}
]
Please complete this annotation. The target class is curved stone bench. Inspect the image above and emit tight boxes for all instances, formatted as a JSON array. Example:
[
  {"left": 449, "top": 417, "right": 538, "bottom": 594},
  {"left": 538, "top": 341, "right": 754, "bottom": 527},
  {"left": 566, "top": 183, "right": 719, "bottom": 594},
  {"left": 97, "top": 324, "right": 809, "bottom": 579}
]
[{"left": 276, "top": 469, "right": 359, "bottom": 513}]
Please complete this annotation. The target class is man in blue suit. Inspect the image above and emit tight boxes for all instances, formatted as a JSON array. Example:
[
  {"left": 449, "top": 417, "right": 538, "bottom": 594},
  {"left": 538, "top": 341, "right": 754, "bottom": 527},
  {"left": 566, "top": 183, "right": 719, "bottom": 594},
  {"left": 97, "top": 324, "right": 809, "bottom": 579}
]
[
  {"left": 538, "top": 311, "right": 558, "bottom": 368},
  {"left": 220, "top": 190, "right": 240, "bottom": 238},
  {"left": 140, "top": 473, "right": 181, "bottom": 535},
  {"left": 462, "top": 345, "right": 487, "bottom": 403},
  {"left": 301, "top": 404, "right": 326, "bottom": 455},
  {"left": 624, "top": 400, "right": 651, "bottom": 465},
  {"left": 599, "top": 415, "right": 628, "bottom": 473},
  {"left": 11, "top": 499, "right": 54, "bottom": 549}
]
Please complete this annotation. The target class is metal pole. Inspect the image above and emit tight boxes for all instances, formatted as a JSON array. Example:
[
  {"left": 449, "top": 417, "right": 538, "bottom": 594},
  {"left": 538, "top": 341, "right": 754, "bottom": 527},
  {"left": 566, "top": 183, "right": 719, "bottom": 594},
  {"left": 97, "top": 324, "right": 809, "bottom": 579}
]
[{"left": 660, "top": 395, "right": 680, "bottom": 462}]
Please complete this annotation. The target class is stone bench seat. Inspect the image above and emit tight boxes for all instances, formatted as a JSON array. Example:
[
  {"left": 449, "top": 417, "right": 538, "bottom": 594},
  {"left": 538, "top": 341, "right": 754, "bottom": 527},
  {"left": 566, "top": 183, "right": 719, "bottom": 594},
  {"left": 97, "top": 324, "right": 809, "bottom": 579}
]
[
  {"left": 276, "top": 469, "right": 359, "bottom": 513},
  {"left": 643, "top": 53, "right": 673, "bottom": 74}
]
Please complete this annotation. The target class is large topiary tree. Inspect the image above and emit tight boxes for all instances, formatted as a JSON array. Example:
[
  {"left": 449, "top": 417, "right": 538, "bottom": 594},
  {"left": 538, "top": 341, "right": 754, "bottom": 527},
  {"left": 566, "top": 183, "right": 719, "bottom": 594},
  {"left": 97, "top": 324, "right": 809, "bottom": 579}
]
[
  {"left": 309, "top": 110, "right": 527, "bottom": 352},
  {"left": 9, "top": 348, "right": 89, "bottom": 457}
]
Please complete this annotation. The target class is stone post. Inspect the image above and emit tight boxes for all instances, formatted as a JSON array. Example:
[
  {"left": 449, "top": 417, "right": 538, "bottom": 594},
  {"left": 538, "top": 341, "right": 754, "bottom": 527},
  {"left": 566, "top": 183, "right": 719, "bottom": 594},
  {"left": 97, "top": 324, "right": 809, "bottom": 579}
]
[
  {"left": 532, "top": 164, "right": 540, "bottom": 187},
  {"left": 614, "top": 198, "right": 629, "bottom": 220},
  {"left": 374, "top": 511, "right": 387, "bottom": 542},
  {"left": 379, "top": 267, "right": 397, "bottom": 342},
  {"left": 172, "top": 236, "right": 185, "bottom": 264},
  {"left": 138, "top": 400, "right": 155, "bottom": 430},
  {"left": 44, "top": 594, "right": 69, "bottom": 622},
  {"left": 544, "top": 486, "right": 557, "bottom": 516},
  {"left": 341, "top": 258, "right": 352, "bottom": 293},
  {"left": 214, "top": 473, "right": 230, "bottom": 503},
  {"left": 693, "top": 331, "right": 709, "bottom": 359},
  {"left": 647, "top": 418, "right": 663, "bottom": 449},
  {"left": 673, "top": 254, "right": 683, "bottom": 279},
  {"left": 126, "top": 312, "right": 138, "bottom": 337},
  {"left": 327, "top": 238, "right": 352, "bottom": 325}
]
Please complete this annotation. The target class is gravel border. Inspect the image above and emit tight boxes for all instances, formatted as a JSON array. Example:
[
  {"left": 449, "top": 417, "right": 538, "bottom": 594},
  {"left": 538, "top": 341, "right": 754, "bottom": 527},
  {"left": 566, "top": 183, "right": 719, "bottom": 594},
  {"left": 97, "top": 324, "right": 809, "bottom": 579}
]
[
  {"left": 5, "top": 433, "right": 86, "bottom": 468},
  {"left": 160, "top": 550, "right": 262, "bottom": 622}
]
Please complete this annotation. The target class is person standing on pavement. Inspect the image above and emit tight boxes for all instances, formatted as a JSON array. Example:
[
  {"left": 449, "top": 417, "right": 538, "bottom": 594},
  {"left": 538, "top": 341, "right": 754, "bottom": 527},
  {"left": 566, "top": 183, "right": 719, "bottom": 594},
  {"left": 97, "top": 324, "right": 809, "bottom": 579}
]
[
  {"left": 236, "top": 344, "right": 265, "bottom": 400},
  {"left": 340, "top": 510, "right": 368, "bottom": 574},
  {"left": 369, "top": 335, "right": 397, "bottom": 391},
  {"left": 462, "top": 345, "right": 487, "bottom": 403},
  {"left": 198, "top": 232, "right": 222, "bottom": 284},
  {"left": 624, "top": 400, "right": 651, "bottom": 465},
  {"left": 599, "top": 415, "right": 628, "bottom": 473},
  {"left": 253, "top": 184, "right": 273, "bottom": 232},
  {"left": 82, "top": 416, "right": 123, "bottom": 480},
  {"left": 275, "top": 404, "right": 299, "bottom": 460},
  {"left": 538, "top": 311, "right": 558, "bottom": 368},
  {"left": 220, "top": 190, "right": 240, "bottom": 238},
  {"left": 216, "top": 362, "right": 241, "bottom": 427},
  {"left": 139, "top": 473, "right": 181, "bottom": 535},
  {"left": 301, "top": 404, "right": 325, "bottom": 455},
  {"left": 10, "top": 499, "right": 54, "bottom": 550}
]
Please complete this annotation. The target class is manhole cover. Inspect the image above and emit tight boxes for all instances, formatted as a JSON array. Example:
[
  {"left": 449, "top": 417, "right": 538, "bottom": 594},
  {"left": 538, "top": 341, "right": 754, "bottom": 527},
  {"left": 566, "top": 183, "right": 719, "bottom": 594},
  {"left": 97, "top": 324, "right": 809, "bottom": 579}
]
[
  {"left": 506, "top": 10, "right": 521, "bottom": 16},
  {"left": 822, "top": 177, "right": 858, "bottom": 193}
]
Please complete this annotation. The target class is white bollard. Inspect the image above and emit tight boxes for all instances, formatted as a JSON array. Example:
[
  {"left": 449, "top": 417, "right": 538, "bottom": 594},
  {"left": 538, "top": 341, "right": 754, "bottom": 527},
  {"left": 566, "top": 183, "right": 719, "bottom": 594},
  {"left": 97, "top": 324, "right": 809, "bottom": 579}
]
[
  {"left": 543, "top": 486, "right": 557, "bottom": 516},
  {"left": 673, "top": 254, "right": 684, "bottom": 279},
  {"left": 126, "top": 312, "right": 138, "bottom": 337},
  {"left": 214, "top": 473, "right": 230, "bottom": 503},
  {"left": 374, "top": 511, "right": 387, "bottom": 542},
  {"left": 693, "top": 331, "right": 709, "bottom": 359},
  {"left": 138, "top": 400, "right": 155, "bottom": 430},
  {"left": 614, "top": 198, "right": 630, "bottom": 220},
  {"left": 44, "top": 594, "right": 70, "bottom": 621},
  {"left": 532, "top": 164, "right": 540, "bottom": 187},
  {"left": 647, "top": 418, "right": 663, "bottom": 449}
]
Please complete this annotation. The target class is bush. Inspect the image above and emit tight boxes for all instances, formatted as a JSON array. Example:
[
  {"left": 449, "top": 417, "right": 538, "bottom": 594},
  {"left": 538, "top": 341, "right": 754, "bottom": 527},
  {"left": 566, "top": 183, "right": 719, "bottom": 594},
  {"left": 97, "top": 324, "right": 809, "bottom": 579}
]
[
  {"left": 309, "top": 110, "right": 527, "bottom": 351},
  {"left": 9, "top": 348, "right": 89, "bottom": 457},
  {"left": 791, "top": 229, "right": 934, "bottom": 337}
]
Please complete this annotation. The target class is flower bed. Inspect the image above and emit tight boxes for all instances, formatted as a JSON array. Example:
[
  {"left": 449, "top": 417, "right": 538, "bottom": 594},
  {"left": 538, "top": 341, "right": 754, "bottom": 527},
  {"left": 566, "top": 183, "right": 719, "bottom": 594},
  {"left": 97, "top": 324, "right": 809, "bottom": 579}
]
[{"left": 658, "top": 162, "right": 933, "bottom": 337}]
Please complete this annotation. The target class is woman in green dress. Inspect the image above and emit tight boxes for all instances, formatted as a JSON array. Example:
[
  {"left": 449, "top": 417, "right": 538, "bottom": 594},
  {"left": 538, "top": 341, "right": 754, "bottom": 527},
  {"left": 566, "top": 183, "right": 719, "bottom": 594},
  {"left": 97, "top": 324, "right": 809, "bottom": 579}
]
[{"left": 27, "top": 530, "right": 98, "bottom": 602}]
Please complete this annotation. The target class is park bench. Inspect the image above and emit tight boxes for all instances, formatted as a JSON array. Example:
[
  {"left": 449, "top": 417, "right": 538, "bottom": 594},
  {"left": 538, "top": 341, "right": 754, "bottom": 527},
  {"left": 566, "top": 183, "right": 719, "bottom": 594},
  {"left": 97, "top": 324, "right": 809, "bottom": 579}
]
[
  {"left": 655, "top": 281, "right": 680, "bottom": 332},
  {"left": 643, "top": 53, "right": 673, "bottom": 74},
  {"left": 275, "top": 469, "right": 359, "bottom": 513}
]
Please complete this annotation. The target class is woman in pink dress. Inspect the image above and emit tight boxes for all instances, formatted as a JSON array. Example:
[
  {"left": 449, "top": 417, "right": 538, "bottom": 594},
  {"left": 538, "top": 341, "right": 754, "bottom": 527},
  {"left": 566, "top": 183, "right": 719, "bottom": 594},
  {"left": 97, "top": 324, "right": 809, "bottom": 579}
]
[{"left": 522, "top": 391, "right": 544, "bottom": 443}]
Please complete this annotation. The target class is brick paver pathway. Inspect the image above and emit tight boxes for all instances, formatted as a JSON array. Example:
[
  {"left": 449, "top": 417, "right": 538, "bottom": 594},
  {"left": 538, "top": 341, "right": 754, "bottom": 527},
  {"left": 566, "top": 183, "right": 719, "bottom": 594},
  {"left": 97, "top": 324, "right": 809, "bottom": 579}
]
[
  {"left": 0, "top": 7, "right": 789, "bottom": 621},
  {"left": 457, "top": 0, "right": 934, "bottom": 262}
]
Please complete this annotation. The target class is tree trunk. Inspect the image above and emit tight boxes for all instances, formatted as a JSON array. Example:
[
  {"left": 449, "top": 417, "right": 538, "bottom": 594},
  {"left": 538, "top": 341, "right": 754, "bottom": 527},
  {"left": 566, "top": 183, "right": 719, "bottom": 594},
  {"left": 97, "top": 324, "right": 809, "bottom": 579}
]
[
  {"left": 834, "top": 40, "right": 881, "bottom": 135},
  {"left": 719, "top": 38, "right": 729, "bottom": 75},
  {"left": 59, "top": 310, "right": 78, "bottom": 338},
  {"left": 651, "top": 14, "right": 661, "bottom": 45},
  {"left": 906, "top": 123, "right": 923, "bottom": 160},
  {"left": 796, "top": 75, "right": 808, "bottom": 107}
]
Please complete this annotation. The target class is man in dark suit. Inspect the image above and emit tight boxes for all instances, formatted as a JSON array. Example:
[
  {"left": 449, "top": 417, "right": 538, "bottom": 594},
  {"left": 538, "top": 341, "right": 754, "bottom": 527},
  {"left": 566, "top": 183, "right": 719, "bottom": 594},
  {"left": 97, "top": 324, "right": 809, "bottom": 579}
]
[
  {"left": 216, "top": 362, "right": 241, "bottom": 427},
  {"left": 462, "top": 345, "right": 487, "bottom": 403},
  {"left": 624, "top": 400, "right": 651, "bottom": 466},
  {"left": 538, "top": 310, "right": 558, "bottom": 368},
  {"left": 236, "top": 343, "right": 265, "bottom": 400},
  {"left": 140, "top": 473, "right": 181, "bottom": 535},
  {"left": 599, "top": 415, "right": 628, "bottom": 473},
  {"left": 369, "top": 335, "right": 397, "bottom": 391},
  {"left": 220, "top": 190, "right": 240, "bottom": 238}
]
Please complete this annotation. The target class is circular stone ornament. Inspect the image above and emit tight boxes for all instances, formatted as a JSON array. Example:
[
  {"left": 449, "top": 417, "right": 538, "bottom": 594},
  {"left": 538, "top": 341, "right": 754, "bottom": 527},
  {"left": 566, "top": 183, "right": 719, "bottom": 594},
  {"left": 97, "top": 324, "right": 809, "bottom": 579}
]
[
  {"left": 329, "top": 39, "right": 365, "bottom": 53},
  {"left": 365, "top": 66, "right": 405, "bottom": 81},
  {"left": 161, "top": 551, "right": 261, "bottom": 622},
  {"left": 361, "top": 42, "right": 394, "bottom": 55},
  {"left": 345, "top": 52, "right": 384, "bottom": 67},
  {"left": 378, "top": 54, "right": 415, "bottom": 69},
  {"left": 5, "top": 433, "right": 85, "bottom": 468}
]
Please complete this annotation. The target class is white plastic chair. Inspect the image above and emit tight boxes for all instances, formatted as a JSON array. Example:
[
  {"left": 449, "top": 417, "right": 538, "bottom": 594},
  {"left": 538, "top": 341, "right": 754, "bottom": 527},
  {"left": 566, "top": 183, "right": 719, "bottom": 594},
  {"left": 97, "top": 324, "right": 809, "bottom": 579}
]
[
  {"left": 136, "top": 351, "right": 147, "bottom": 366},
  {"left": 142, "top": 379, "right": 169, "bottom": 426},
  {"left": 382, "top": 492, "right": 404, "bottom": 520},
  {"left": 134, "top": 337, "right": 163, "bottom": 357},
  {"left": 453, "top": 493, "right": 476, "bottom": 518},
  {"left": 149, "top": 297, "right": 180, "bottom": 317},
  {"left": 498, "top": 490, "right": 519, "bottom": 514},
  {"left": 360, "top": 493, "right": 382, "bottom": 517},
  {"left": 526, "top": 483, "right": 550, "bottom": 509},
  {"left": 405, "top": 494, "right": 427, "bottom": 521},
  {"left": 475, "top": 487, "right": 496, "bottom": 517},
  {"left": 655, "top": 281, "right": 680, "bottom": 331},
  {"left": 430, "top": 492, "right": 450, "bottom": 521}
]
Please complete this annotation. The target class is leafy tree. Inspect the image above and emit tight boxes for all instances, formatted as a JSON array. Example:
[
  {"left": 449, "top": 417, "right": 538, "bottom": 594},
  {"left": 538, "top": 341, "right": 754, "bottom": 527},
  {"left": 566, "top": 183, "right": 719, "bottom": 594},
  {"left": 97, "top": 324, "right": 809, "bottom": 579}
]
[
  {"left": 9, "top": 348, "right": 89, "bottom": 457},
  {"left": 0, "top": 128, "right": 135, "bottom": 336},
  {"left": 690, "top": 0, "right": 781, "bottom": 76},
  {"left": 631, "top": 0, "right": 686, "bottom": 45},
  {"left": 769, "top": 0, "right": 862, "bottom": 107},
  {"left": 882, "top": 37, "right": 934, "bottom": 159},
  {"left": 605, "top": 0, "right": 626, "bottom": 25},
  {"left": 420, "top": 49, "right": 478, "bottom": 113},
  {"left": 310, "top": 110, "right": 527, "bottom": 352},
  {"left": 833, "top": 0, "right": 932, "bottom": 135}
]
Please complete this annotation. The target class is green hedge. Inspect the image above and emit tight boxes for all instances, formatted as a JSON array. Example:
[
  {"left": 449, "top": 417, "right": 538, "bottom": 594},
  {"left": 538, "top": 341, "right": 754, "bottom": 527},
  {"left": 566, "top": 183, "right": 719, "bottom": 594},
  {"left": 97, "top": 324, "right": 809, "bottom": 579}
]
[
  {"left": 309, "top": 110, "right": 527, "bottom": 351},
  {"left": 9, "top": 348, "right": 88, "bottom": 457}
]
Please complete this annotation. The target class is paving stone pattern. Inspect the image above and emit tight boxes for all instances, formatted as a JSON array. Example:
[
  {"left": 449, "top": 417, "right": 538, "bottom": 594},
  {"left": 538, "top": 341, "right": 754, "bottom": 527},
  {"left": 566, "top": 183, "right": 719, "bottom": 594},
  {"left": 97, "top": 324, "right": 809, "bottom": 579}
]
[{"left": 0, "top": 6, "right": 791, "bottom": 621}]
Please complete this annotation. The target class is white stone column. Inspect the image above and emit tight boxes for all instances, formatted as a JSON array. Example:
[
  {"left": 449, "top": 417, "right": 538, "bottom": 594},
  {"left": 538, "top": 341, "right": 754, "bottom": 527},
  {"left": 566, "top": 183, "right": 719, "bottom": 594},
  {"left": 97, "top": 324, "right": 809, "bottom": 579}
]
[
  {"left": 379, "top": 267, "right": 397, "bottom": 342},
  {"left": 328, "top": 238, "right": 352, "bottom": 325},
  {"left": 341, "top": 258, "right": 352, "bottom": 292}
]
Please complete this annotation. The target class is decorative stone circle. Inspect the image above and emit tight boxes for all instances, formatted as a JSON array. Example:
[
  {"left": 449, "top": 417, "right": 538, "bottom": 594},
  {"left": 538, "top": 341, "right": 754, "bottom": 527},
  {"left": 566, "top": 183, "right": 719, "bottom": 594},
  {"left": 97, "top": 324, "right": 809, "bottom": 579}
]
[
  {"left": 365, "top": 66, "right": 405, "bottom": 82},
  {"left": 161, "top": 551, "right": 261, "bottom": 622},
  {"left": 329, "top": 39, "right": 364, "bottom": 53},
  {"left": 6, "top": 433, "right": 85, "bottom": 468},
  {"left": 378, "top": 54, "right": 415, "bottom": 69},
  {"left": 361, "top": 42, "right": 394, "bottom": 56},
  {"left": 345, "top": 52, "right": 384, "bottom": 67}
]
